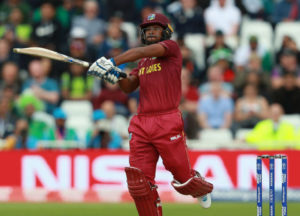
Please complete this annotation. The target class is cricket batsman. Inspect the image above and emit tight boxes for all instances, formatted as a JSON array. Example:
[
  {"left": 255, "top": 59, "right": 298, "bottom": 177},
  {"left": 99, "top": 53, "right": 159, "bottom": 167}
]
[{"left": 88, "top": 13, "right": 213, "bottom": 216}]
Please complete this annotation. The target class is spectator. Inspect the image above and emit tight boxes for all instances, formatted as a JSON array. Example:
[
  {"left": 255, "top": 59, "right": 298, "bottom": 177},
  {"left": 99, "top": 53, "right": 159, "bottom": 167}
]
[
  {"left": 272, "top": 0, "right": 300, "bottom": 25},
  {"left": 0, "top": 95, "right": 16, "bottom": 139},
  {"left": 204, "top": 0, "right": 241, "bottom": 36},
  {"left": 170, "top": 0, "right": 206, "bottom": 39},
  {"left": 234, "top": 71, "right": 271, "bottom": 100},
  {"left": 272, "top": 72, "right": 300, "bottom": 114},
  {"left": 208, "top": 48, "right": 235, "bottom": 82},
  {"left": 15, "top": 93, "right": 48, "bottom": 147},
  {"left": 235, "top": 53, "right": 267, "bottom": 80},
  {"left": 1, "top": 85, "right": 18, "bottom": 103},
  {"left": 0, "top": 7, "right": 32, "bottom": 46},
  {"left": 55, "top": 0, "right": 73, "bottom": 29},
  {"left": 61, "top": 63, "right": 94, "bottom": 101},
  {"left": 0, "top": 0, "right": 32, "bottom": 23},
  {"left": 43, "top": 108, "right": 79, "bottom": 145},
  {"left": 40, "top": 57, "right": 53, "bottom": 77},
  {"left": 199, "top": 65, "right": 233, "bottom": 97},
  {"left": 271, "top": 48, "right": 300, "bottom": 89},
  {"left": 72, "top": 0, "right": 106, "bottom": 47},
  {"left": 32, "top": 0, "right": 72, "bottom": 32},
  {"left": 244, "top": 54, "right": 265, "bottom": 74},
  {"left": 276, "top": 35, "right": 300, "bottom": 63},
  {"left": 100, "top": 100, "right": 129, "bottom": 139},
  {"left": 234, "top": 84, "right": 269, "bottom": 131},
  {"left": 180, "top": 67, "right": 200, "bottom": 139},
  {"left": 0, "top": 62, "right": 21, "bottom": 95},
  {"left": 87, "top": 109, "right": 122, "bottom": 149},
  {"left": 197, "top": 82, "right": 234, "bottom": 129},
  {"left": 15, "top": 92, "right": 45, "bottom": 118},
  {"left": 107, "top": 14, "right": 129, "bottom": 41},
  {"left": 0, "top": 39, "right": 19, "bottom": 68},
  {"left": 22, "top": 59, "right": 59, "bottom": 114},
  {"left": 181, "top": 67, "right": 199, "bottom": 112},
  {"left": 234, "top": 35, "right": 272, "bottom": 72},
  {"left": 180, "top": 43, "right": 201, "bottom": 82},
  {"left": 205, "top": 30, "right": 232, "bottom": 67},
  {"left": 93, "top": 82, "right": 129, "bottom": 116},
  {"left": 31, "top": 2, "right": 64, "bottom": 50},
  {"left": 234, "top": 56, "right": 271, "bottom": 98},
  {"left": 98, "top": 21, "right": 129, "bottom": 60},
  {"left": 4, "top": 118, "right": 36, "bottom": 149},
  {"left": 246, "top": 103, "right": 295, "bottom": 149},
  {"left": 68, "top": 27, "right": 96, "bottom": 62}
]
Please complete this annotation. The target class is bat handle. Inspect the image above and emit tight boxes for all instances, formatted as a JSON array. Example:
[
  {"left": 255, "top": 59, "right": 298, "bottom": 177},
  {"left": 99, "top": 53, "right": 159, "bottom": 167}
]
[{"left": 119, "top": 72, "right": 127, "bottom": 79}]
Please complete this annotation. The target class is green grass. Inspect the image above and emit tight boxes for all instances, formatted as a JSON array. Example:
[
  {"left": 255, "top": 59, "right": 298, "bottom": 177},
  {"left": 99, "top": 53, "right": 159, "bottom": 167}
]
[{"left": 0, "top": 202, "right": 299, "bottom": 216}]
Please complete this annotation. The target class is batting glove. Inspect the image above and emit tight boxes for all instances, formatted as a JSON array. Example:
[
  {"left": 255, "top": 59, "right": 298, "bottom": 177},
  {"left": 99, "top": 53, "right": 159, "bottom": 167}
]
[
  {"left": 87, "top": 57, "right": 114, "bottom": 79},
  {"left": 105, "top": 66, "right": 122, "bottom": 84}
]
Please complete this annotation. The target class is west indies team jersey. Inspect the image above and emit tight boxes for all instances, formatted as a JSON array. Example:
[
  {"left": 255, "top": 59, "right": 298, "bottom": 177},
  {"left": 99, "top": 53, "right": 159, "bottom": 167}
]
[{"left": 130, "top": 40, "right": 182, "bottom": 114}]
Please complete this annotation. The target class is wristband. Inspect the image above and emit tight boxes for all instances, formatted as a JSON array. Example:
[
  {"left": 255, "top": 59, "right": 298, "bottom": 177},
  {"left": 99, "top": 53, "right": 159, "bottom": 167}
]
[{"left": 110, "top": 58, "right": 116, "bottom": 66}]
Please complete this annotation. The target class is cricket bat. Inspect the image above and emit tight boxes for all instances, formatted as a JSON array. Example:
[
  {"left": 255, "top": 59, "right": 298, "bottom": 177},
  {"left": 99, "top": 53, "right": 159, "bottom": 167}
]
[
  {"left": 13, "top": 47, "right": 90, "bottom": 67},
  {"left": 13, "top": 47, "right": 127, "bottom": 78}
]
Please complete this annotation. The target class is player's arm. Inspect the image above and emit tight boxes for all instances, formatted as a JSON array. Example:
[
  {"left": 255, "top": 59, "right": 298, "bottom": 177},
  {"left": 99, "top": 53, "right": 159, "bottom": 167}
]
[
  {"left": 118, "top": 75, "right": 139, "bottom": 93},
  {"left": 115, "top": 44, "right": 166, "bottom": 93},
  {"left": 113, "top": 43, "right": 166, "bottom": 65},
  {"left": 88, "top": 44, "right": 166, "bottom": 91}
]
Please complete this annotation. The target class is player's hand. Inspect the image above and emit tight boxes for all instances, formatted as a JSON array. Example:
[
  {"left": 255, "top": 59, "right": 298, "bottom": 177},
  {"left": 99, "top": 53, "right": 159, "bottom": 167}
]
[
  {"left": 87, "top": 57, "right": 114, "bottom": 79},
  {"left": 105, "top": 66, "right": 122, "bottom": 84}
]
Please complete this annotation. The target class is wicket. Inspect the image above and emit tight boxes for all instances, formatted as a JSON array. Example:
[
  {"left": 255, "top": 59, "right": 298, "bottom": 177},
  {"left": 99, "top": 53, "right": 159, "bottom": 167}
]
[{"left": 256, "top": 154, "right": 287, "bottom": 216}]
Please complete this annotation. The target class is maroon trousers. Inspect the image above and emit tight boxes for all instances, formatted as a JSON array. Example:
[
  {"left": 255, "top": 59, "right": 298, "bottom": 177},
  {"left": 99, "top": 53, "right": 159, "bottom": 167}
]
[{"left": 128, "top": 109, "right": 193, "bottom": 185}]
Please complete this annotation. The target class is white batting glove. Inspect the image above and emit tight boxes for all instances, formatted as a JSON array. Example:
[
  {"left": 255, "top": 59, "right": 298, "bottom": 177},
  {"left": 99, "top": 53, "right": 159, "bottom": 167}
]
[
  {"left": 87, "top": 57, "right": 114, "bottom": 79},
  {"left": 105, "top": 67, "right": 122, "bottom": 84}
]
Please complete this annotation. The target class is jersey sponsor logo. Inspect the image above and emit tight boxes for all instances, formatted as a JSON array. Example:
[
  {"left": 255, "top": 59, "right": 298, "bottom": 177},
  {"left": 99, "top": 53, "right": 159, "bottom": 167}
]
[
  {"left": 170, "top": 134, "right": 181, "bottom": 141},
  {"left": 138, "top": 63, "right": 161, "bottom": 76},
  {"left": 147, "top": 14, "right": 155, "bottom": 20}
]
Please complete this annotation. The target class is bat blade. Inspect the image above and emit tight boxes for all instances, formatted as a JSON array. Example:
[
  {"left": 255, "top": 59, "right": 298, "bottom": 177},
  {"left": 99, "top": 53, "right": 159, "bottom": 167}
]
[
  {"left": 13, "top": 47, "right": 127, "bottom": 78},
  {"left": 13, "top": 47, "right": 90, "bottom": 67}
]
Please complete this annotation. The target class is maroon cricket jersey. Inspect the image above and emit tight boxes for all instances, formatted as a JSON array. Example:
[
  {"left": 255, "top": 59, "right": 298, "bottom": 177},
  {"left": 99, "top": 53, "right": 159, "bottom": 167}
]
[{"left": 130, "top": 40, "right": 182, "bottom": 114}]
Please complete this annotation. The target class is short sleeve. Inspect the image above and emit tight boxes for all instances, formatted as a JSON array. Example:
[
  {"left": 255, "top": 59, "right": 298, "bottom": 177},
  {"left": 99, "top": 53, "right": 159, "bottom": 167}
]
[{"left": 159, "top": 40, "right": 180, "bottom": 57}]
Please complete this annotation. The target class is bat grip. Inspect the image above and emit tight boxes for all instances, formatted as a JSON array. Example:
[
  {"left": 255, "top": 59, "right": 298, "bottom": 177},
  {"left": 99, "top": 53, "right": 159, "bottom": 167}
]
[{"left": 119, "top": 72, "right": 127, "bottom": 78}]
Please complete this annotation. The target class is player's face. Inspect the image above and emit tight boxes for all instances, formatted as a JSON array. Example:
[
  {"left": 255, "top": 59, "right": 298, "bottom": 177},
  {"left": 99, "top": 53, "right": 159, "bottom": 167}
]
[{"left": 144, "top": 24, "right": 163, "bottom": 44}]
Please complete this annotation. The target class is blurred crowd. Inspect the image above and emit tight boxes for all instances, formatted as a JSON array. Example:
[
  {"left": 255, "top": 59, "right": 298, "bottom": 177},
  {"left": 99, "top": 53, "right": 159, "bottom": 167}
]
[{"left": 1, "top": 0, "right": 300, "bottom": 150}]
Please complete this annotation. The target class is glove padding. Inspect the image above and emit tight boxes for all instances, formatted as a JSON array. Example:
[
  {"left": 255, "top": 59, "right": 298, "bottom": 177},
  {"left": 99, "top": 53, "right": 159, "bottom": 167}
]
[
  {"left": 105, "top": 66, "right": 122, "bottom": 84},
  {"left": 87, "top": 57, "right": 121, "bottom": 84}
]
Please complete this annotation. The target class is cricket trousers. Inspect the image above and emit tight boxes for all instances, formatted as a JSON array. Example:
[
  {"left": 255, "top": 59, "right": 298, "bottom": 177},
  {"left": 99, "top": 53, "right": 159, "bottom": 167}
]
[{"left": 128, "top": 109, "right": 194, "bottom": 185}]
